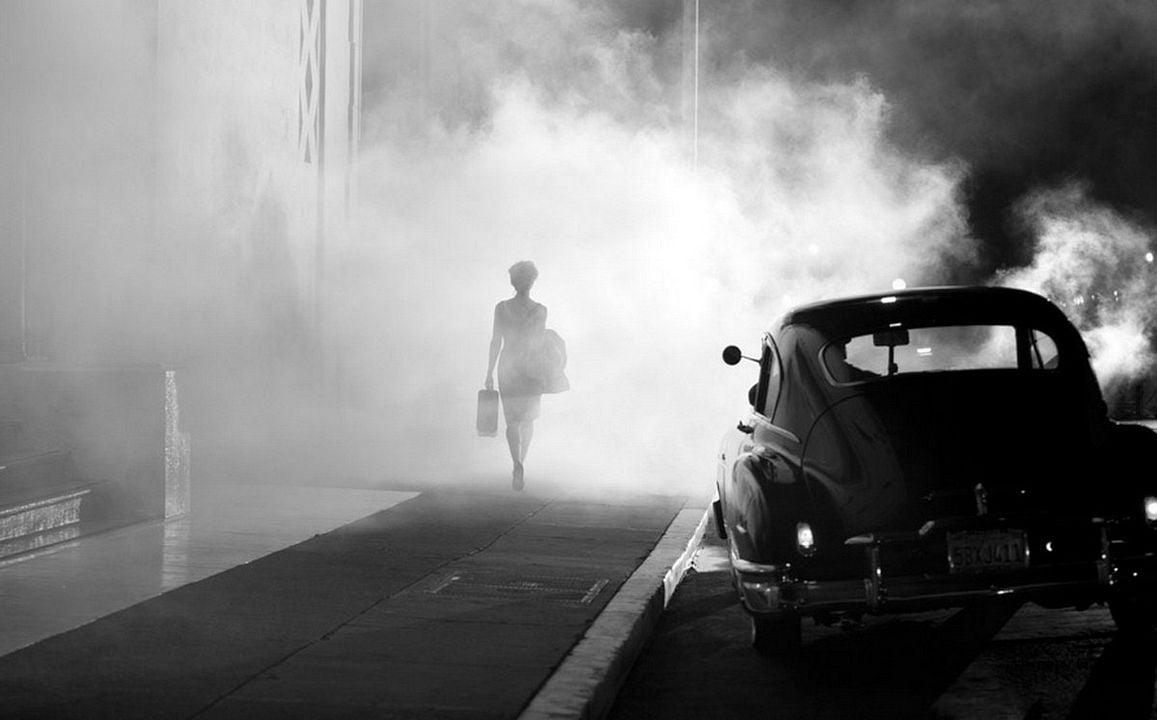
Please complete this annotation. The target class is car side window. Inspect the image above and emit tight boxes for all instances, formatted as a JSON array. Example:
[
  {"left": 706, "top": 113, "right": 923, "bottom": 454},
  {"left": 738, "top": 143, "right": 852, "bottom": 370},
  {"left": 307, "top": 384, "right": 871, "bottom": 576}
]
[
  {"left": 1029, "top": 329, "right": 1059, "bottom": 369},
  {"left": 758, "top": 337, "right": 782, "bottom": 418}
]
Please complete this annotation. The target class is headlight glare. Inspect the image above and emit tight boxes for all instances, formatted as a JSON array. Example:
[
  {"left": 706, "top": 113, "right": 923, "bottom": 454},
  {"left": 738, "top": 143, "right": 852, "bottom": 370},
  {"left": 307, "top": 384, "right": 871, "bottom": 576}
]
[{"left": 1144, "top": 496, "right": 1157, "bottom": 523}]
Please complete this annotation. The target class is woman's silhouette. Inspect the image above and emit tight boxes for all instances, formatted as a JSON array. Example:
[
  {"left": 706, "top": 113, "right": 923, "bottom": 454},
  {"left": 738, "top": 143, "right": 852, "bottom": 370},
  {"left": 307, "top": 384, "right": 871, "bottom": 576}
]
[{"left": 486, "top": 261, "right": 547, "bottom": 490}]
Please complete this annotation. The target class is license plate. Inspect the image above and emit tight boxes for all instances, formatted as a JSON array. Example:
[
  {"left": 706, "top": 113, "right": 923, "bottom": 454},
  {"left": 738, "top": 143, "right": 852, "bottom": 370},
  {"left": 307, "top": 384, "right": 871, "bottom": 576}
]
[{"left": 947, "top": 530, "right": 1028, "bottom": 573}]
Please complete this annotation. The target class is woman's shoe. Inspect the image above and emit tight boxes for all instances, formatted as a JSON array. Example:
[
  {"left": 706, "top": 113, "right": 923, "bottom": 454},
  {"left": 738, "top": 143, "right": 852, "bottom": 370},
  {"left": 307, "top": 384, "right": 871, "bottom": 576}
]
[{"left": 512, "top": 463, "right": 524, "bottom": 491}]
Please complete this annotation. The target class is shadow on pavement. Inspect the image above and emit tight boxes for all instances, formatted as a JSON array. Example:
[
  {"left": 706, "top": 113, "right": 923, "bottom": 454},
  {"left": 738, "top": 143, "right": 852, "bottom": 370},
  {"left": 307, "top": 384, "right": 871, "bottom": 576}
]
[
  {"left": 792, "top": 598, "right": 1022, "bottom": 718},
  {"left": 608, "top": 542, "right": 1022, "bottom": 720},
  {"left": 1066, "top": 629, "right": 1157, "bottom": 720}
]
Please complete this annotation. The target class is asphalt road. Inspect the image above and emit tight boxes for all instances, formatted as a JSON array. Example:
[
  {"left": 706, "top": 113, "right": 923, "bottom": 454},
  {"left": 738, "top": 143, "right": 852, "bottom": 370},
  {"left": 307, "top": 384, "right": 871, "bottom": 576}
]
[{"left": 608, "top": 531, "right": 1157, "bottom": 720}]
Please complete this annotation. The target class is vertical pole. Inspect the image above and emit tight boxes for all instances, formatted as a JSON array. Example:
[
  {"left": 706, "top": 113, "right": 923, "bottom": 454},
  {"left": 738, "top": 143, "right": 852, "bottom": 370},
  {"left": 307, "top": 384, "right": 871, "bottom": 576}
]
[
  {"left": 693, "top": 0, "right": 699, "bottom": 172},
  {"left": 421, "top": 0, "right": 431, "bottom": 126},
  {"left": 682, "top": 0, "right": 701, "bottom": 170},
  {"left": 346, "top": 0, "right": 362, "bottom": 214},
  {"left": 19, "top": 155, "right": 28, "bottom": 360},
  {"left": 315, "top": 0, "right": 328, "bottom": 390}
]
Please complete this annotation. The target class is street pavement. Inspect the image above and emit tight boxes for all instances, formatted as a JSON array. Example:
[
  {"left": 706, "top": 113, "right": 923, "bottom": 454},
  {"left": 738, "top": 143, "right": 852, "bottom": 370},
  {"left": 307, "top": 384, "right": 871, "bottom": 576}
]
[
  {"left": 609, "top": 529, "right": 1155, "bottom": 720},
  {"left": 0, "top": 486, "right": 709, "bottom": 719}
]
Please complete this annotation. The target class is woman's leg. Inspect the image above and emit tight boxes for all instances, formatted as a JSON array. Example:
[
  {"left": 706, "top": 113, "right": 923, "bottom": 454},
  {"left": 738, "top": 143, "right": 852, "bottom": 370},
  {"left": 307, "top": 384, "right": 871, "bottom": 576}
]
[
  {"left": 506, "top": 420, "right": 535, "bottom": 490},
  {"left": 520, "top": 421, "right": 534, "bottom": 462},
  {"left": 502, "top": 395, "right": 539, "bottom": 490},
  {"left": 505, "top": 422, "right": 521, "bottom": 466},
  {"left": 505, "top": 421, "right": 522, "bottom": 490}
]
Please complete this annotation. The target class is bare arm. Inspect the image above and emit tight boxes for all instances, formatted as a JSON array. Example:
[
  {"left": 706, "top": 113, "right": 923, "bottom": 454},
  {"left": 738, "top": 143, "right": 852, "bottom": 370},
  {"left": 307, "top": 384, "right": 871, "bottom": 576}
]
[
  {"left": 533, "top": 304, "right": 547, "bottom": 333},
  {"left": 485, "top": 304, "right": 502, "bottom": 389}
]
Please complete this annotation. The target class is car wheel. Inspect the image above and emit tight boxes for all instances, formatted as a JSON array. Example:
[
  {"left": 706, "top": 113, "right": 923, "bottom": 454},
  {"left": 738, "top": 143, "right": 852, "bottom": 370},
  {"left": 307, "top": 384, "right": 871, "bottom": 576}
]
[
  {"left": 1109, "top": 593, "right": 1157, "bottom": 632},
  {"left": 750, "top": 612, "right": 801, "bottom": 656}
]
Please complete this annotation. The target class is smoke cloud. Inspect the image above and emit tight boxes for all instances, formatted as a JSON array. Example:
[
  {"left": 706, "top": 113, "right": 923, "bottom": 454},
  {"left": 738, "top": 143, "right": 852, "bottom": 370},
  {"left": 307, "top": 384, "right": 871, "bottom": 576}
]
[
  {"left": 339, "top": 1, "right": 972, "bottom": 495},
  {"left": 339, "top": 0, "right": 1157, "bottom": 491},
  {"left": 8, "top": 1, "right": 1154, "bottom": 499},
  {"left": 695, "top": 0, "right": 1157, "bottom": 278},
  {"left": 999, "top": 184, "right": 1157, "bottom": 389},
  {"left": 690, "top": 0, "right": 1157, "bottom": 401}
]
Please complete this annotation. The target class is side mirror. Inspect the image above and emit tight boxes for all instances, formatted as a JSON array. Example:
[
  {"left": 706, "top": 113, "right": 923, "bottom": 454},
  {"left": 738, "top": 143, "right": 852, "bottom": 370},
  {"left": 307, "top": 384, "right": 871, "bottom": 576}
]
[{"left": 722, "top": 345, "right": 744, "bottom": 366}]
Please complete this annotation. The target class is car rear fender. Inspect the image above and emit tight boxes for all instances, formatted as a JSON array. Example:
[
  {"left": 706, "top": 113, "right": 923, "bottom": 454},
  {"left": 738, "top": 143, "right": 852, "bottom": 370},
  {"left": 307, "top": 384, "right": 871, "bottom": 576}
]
[
  {"left": 726, "top": 449, "right": 809, "bottom": 564},
  {"left": 1103, "top": 422, "right": 1157, "bottom": 510}
]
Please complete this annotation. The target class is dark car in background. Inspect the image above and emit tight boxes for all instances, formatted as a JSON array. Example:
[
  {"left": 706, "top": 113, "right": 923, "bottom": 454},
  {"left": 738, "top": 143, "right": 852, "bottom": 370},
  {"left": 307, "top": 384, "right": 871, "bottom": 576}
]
[{"left": 716, "top": 286, "right": 1157, "bottom": 655}]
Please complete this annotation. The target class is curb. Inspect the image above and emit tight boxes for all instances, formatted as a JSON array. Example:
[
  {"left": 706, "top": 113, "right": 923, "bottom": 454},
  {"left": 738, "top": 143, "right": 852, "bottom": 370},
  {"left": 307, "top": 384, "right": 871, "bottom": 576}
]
[{"left": 518, "top": 505, "right": 712, "bottom": 720}]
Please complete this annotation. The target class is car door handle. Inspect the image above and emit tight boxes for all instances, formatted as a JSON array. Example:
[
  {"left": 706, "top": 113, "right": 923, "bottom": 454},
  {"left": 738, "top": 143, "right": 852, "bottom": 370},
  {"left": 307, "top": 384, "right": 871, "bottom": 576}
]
[{"left": 737, "top": 420, "right": 755, "bottom": 434}]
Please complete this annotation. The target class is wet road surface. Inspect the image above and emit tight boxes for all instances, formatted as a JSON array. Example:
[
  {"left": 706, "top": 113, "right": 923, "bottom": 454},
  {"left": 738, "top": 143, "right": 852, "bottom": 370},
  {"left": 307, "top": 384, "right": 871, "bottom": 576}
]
[{"left": 0, "top": 482, "right": 417, "bottom": 657}]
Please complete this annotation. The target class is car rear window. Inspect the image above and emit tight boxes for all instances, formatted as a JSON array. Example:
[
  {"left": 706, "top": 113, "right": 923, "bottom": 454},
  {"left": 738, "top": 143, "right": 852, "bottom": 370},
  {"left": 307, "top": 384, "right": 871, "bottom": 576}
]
[{"left": 823, "top": 325, "right": 1059, "bottom": 383}]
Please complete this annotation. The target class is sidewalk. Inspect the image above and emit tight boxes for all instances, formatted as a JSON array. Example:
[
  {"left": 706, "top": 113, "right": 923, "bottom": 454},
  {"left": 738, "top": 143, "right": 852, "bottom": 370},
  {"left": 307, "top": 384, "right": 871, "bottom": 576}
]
[
  {"left": 0, "top": 486, "right": 710, "bottom": 719},
  {"left": 0, "top": 484, "right": 418, "bottom": 658}
]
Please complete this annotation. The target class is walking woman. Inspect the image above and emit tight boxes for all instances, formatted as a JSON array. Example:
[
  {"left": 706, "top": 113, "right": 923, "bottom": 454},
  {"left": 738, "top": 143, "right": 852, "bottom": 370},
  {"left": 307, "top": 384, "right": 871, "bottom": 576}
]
[{"left": 485, "top": 261, "right": 547, "bottom": 490}]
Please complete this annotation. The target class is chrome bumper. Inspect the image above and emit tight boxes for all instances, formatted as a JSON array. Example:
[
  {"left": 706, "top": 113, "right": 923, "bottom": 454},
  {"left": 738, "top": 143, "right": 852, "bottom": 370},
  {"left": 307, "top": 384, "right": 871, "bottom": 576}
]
[{"left": 735, "top": 524, "right": 1157, "bottom": 617}]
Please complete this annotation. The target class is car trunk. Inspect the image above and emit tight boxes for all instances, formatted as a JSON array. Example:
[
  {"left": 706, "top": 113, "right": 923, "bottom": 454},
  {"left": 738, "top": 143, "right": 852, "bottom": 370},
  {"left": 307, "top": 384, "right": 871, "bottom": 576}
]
[{"left": 802, "top": 370, "right": 1097, "bottom": 536}]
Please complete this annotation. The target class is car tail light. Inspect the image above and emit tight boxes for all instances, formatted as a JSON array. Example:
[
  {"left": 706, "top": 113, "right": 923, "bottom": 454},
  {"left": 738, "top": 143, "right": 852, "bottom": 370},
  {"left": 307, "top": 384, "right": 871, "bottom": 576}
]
[
  {"left": 1145, "top": 496, "right": 1157, "bottom": 524},
  {"left": 796, "top": 522, "right": 816, "bottom": 557}
]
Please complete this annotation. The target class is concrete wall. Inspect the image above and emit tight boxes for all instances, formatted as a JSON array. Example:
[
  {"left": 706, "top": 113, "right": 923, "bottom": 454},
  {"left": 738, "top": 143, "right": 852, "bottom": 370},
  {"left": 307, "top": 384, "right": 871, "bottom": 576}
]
[
  {"left": 0, "top": 0, "right": 361, "bottom": 507},
  {"left": 0, "top": 1, "right": 159, "bottom": 364},
  {"left": 0, "top": 0, "right": 359, "bottom": 368},
  {"left": 0, "top": 363, "right": 189, "bottom": 522},
  {"left": 154, "top": 0, "right": 359, "bottom": 367},
  {"left": 152, "top": 0, "right": 361, "bottom": 476}
]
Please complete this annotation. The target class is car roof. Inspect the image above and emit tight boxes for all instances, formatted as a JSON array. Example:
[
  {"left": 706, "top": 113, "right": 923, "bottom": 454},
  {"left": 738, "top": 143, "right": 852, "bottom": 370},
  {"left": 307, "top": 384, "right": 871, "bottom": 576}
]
[{"left": 778, "top": 285, "right": 1082, "bottom": 345}]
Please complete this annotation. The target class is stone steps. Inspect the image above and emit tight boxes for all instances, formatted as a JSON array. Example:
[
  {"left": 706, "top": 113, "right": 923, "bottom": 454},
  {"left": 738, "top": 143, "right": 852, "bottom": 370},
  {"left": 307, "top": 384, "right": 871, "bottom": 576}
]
[
  {"left": 0, "top": 450, "right": 77, "bottom": 500},
  {"left": 0, "top": 364, "right": 192, "bottom": 560},
  {"left": 0, "top": 487, "right": 93, "bottom": 557},
  {"left": 0, "top": 419, "right": 106, "bottom": 560}
]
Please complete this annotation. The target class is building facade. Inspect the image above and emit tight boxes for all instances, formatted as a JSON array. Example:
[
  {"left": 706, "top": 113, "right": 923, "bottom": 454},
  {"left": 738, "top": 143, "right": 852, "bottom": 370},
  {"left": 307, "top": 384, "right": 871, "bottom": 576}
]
[{"left": 0, "top": 1, "right": 363, "bottom": 508}]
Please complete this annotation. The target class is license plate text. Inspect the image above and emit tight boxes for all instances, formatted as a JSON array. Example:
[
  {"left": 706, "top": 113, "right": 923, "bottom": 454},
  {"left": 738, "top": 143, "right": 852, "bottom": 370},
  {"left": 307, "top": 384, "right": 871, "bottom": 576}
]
[{"left": 947, "top": 530, "right": 1028, "bottom": 573}]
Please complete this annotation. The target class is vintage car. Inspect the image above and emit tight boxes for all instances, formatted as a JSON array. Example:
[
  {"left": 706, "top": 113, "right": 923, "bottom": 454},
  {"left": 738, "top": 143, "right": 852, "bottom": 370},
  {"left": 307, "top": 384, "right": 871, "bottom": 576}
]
[{"left": 716, "top": 286, "right": 1157, "bottom": 655}]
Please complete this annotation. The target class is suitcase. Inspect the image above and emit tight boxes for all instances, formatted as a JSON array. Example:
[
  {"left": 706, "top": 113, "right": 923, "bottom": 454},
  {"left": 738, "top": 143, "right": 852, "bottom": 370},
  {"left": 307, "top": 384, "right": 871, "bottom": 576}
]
[{"left": 476, "top": 388, "right": 499, "bottom": 437}]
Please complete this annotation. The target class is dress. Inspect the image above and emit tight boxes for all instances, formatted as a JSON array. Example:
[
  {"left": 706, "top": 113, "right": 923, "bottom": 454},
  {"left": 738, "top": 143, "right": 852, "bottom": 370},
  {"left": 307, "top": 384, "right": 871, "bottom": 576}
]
[{"left": 495, "top": 298, "right": 548, "bottom": 422}]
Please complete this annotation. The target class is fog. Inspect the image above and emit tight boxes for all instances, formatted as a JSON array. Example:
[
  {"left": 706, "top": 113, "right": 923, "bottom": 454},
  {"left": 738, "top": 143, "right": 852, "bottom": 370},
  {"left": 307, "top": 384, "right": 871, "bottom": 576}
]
[
  {"left": 333, "top": 3, "right": 972, "bottom": 495},
  {"left": 998, "top": 184, "right": 1157, "bottom": 389},
  {"left": 699, "top": 0, "right": 1157, "bottom": 275},
  {"left": 332, "top": 1, "right": 1155, "bottom": 495},
  {"left": 5, "top": 1, "right": 1155, "bottom": 500}
]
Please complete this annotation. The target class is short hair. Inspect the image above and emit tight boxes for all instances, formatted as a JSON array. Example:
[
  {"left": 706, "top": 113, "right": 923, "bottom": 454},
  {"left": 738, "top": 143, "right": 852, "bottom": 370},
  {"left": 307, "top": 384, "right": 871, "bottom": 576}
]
[{"left": 508, "top": 260, "right": 539, "bottom": 288}]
